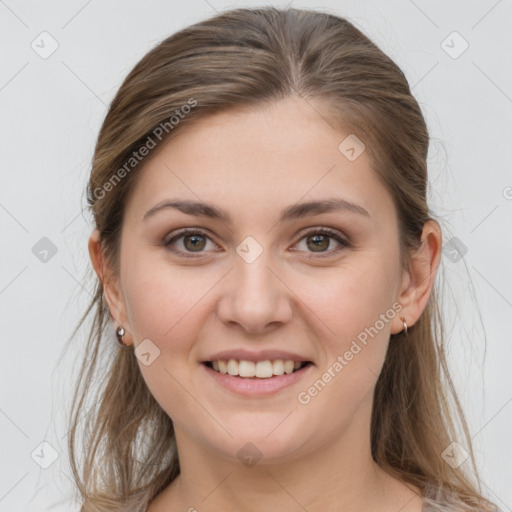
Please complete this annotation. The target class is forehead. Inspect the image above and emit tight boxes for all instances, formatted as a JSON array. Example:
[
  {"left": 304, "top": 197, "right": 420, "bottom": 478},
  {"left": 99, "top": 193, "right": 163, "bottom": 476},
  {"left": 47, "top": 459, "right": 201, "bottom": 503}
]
[{"left": 124, "top": 96, "right": 396, "bottom": 230}]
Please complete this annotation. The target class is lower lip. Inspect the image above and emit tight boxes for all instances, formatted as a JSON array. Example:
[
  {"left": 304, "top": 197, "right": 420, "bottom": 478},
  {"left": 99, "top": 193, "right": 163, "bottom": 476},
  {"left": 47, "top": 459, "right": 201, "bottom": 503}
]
[{"left": 202, "top": 363, "right": 314, "bottom": 397}]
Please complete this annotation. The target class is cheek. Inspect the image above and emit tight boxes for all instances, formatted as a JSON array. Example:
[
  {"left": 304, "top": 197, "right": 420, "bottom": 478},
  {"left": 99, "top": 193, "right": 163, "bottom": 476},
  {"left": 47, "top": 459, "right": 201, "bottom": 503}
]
[
  {"left": 120, "top": 258, "right": 211, "bottom": 422},
  {"left": 298, "top": 255, "right": 398, "bottom": 342},
  {"left": 293, "top": 256, "right": 398, "bottom": 408},
  {"left": 295, "top": 266, "right": 395, "bottom": 421},
  {"left": 122, "top": 250, "right": 213, "bottom": 344}
]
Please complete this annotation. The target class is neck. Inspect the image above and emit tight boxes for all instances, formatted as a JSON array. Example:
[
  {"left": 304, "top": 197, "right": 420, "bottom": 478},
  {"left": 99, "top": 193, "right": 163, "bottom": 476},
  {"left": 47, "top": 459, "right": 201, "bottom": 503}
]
[{"left": 153, "top": 400, "right": 422, "bottom": 512}]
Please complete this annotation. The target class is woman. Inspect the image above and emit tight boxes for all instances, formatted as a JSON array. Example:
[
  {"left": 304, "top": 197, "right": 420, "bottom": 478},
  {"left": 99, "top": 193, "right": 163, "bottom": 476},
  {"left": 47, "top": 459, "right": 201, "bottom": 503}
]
[{"left": 68, "top": 7, "right": 500, "bottom": 511}]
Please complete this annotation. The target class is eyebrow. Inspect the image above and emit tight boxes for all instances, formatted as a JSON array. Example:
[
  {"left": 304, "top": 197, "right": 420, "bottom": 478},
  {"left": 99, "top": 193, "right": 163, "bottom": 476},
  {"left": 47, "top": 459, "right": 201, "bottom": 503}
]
[{"left": 142, "top": 197, "right": 370, "bottom": 223}]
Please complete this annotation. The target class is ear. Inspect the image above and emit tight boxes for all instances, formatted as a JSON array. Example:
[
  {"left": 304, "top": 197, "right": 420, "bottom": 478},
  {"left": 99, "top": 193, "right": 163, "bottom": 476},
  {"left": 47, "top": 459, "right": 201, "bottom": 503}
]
[
  {"left": 88, "top": 229, "right": 131, "bottom": 342},
  {"left": 391, "top": 220, "right": 442, "bottom": 334}
]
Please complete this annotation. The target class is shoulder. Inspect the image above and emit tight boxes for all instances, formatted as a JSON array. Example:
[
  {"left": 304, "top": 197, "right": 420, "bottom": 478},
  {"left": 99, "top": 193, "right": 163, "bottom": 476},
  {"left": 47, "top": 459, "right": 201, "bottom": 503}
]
[{"left": 421, "top": 482, "right": 500, "bottom": 512}]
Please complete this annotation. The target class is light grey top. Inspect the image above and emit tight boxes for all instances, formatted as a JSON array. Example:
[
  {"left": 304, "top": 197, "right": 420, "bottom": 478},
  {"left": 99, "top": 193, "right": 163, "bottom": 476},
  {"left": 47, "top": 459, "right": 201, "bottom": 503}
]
[{"left": 420, "top": 482, "right": 501, "bottom": 512}]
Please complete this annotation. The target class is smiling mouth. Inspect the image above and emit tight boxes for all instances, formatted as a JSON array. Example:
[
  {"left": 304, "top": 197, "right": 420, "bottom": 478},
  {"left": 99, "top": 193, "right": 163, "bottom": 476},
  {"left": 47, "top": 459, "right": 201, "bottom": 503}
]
[{"left": 203, "top": 359, "right": 313, "bottom": 378}]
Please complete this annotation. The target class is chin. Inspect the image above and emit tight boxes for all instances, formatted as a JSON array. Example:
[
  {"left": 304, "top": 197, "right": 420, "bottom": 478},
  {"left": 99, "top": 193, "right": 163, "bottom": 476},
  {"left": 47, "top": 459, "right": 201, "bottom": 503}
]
[{"left": 207, "top": 419, "right": 314, "bottom": 466}]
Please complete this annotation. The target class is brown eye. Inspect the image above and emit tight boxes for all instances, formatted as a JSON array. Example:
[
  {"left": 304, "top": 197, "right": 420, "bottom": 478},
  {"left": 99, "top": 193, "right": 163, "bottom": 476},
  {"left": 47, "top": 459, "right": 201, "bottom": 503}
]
[
  {"left": 182, "top": 234, "right": 207, "bottom": 252},
  {"left": 294, "top": 228, "right": 349, "bottom": 258},
  {"left": 306, "top": 234, "right": 331, "bottom": 252},
  {"left": 163, "top": 229, "right": 218, "bottom": 258}
]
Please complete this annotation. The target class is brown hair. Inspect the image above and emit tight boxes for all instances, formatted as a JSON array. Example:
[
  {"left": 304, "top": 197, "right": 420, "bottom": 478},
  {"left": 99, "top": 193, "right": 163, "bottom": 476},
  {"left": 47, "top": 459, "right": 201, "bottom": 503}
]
[{"left": 65, "top": 7, "right": 498, "bottom": 511}]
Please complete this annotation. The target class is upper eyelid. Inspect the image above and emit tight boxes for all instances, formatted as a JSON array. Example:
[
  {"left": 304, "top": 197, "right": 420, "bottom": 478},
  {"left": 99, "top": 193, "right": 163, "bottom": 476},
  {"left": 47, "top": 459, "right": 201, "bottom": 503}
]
[{"left": 164, "top": 227, "right": 218, "bottom": 244}]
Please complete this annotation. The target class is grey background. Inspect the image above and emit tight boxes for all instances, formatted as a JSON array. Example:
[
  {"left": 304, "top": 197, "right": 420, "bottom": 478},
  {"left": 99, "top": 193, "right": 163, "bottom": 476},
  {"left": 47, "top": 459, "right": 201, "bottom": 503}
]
[{"left": 1, "top": 0, "right": 511, "bottom": 510}]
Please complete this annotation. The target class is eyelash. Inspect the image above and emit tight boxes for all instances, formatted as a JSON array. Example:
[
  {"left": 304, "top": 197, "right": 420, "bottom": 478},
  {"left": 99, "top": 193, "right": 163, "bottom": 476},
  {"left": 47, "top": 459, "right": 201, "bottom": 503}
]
[{"left": 162, "top": 227, "right": 350, "bottom": 259}]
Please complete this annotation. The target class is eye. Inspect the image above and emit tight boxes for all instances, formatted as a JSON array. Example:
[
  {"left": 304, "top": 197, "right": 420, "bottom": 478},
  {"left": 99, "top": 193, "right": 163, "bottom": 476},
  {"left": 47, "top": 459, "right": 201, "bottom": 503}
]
[
  {"left": 163, "top": 227, "right": 349, "bottom": 259},
  {"left": 293, "top": 228, "right": 349, "bottom": 258},
  {"left": 163, "top": 228, "right": 219, "bottom": 258}
]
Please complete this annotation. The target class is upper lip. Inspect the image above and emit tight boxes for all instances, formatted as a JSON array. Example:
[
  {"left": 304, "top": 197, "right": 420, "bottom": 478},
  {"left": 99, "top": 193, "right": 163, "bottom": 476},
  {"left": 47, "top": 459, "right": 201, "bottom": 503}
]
[{"left": 203, "top": 349, "right": 312, "bottom": 363}]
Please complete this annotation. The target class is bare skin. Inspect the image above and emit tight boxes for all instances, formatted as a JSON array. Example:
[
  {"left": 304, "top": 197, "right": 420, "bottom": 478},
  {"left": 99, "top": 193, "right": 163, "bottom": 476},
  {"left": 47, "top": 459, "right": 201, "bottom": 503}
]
[{"left": 89, "top": 95, "right": 441, "bottom": 512}]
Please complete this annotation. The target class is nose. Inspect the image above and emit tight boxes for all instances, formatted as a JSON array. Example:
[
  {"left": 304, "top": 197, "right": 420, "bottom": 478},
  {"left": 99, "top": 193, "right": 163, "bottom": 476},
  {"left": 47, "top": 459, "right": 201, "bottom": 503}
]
[{"left": 216, "top": 249, "right": 293, "bottom": 334}]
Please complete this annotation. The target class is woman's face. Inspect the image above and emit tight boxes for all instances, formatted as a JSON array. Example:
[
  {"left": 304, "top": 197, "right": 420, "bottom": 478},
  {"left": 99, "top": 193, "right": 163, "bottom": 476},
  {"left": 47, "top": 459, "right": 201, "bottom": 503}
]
[{"left": 103, "top": 96, "right": 410, "bottom": 463}]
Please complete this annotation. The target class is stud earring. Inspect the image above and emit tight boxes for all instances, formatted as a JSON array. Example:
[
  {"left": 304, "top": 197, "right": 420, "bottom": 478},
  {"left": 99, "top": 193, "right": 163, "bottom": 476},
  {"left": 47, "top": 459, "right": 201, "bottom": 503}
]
[
  {"left": 400, "top": 316, "right": 408, "bottom": 335},
  {"left": 116, "top": 325, "right": 127, "bottom": 346}
]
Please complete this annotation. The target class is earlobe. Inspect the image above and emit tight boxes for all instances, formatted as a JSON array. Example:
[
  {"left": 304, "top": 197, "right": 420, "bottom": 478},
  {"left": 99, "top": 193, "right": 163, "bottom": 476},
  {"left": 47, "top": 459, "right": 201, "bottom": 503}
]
[{"left": 394, "top": 220, "right": 442, "bottom": 333}]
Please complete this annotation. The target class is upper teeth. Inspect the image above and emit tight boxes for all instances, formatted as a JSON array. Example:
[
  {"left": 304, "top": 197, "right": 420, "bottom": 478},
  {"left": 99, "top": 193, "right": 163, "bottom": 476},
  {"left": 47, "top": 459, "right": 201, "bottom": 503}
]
[{"left": 211, "top": 359, "right": 303, "bottom": 378}]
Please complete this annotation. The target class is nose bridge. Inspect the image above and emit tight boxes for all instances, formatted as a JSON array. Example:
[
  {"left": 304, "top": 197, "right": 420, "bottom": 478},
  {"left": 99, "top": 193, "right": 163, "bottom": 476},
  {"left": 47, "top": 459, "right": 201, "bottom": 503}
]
[
  {"left": 216, "top": 237, "right": 292, "bottom": 332},
  {"left": 237, "top": 251, "right": 276, "bottom": 300}
]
